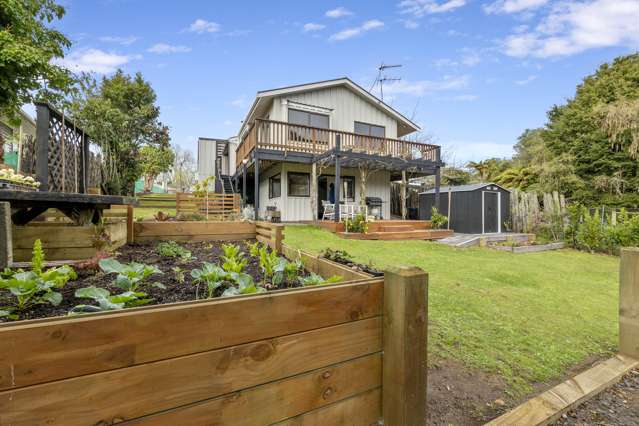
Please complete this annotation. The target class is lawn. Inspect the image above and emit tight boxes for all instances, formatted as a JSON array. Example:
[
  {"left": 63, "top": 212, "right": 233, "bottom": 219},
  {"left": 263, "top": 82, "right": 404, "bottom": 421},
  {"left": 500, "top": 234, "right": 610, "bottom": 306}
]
[{"left": 284, "top": 225, "right": 620, "bottom": 396}]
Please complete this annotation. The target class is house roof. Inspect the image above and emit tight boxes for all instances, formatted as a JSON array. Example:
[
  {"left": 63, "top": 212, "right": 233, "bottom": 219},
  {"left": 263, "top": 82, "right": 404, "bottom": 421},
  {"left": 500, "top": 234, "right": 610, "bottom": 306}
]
[
  {"left": 240, "top": 77, "right": 421, "bottom": 137},
  {"left": 419, "top": 182, "right": 510, "bottom": 194}
]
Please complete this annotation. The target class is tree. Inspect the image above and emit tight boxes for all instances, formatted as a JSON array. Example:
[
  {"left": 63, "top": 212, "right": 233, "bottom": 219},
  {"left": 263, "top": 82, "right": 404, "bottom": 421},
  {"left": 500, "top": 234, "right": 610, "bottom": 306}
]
[
  {"left": 544, "top": 53, "right": 639, "bottom": 206},
  {"left": 71, "top": 70, "right": 170, "bottom": 195},
  {"left": 171, "top": 146, "right": 196, "bottom": 192},
  {"left": 139, "top": 145, "right": 175, "bottom": 192},
  {"left": 0, "top": 0, "right": 73, "bottom": 120}
]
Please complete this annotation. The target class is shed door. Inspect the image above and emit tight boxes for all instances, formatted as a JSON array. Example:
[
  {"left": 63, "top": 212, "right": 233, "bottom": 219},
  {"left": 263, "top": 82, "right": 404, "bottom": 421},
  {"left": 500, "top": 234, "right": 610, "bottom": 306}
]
[{"left": 483, "top": 192, "right": 499, "bottom": 233}]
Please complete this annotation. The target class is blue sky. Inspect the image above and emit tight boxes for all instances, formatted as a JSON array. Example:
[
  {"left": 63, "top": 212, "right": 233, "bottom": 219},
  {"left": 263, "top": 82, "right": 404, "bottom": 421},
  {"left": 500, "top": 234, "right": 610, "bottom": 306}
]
[{"left": 50, "top": 0, "right": 639, "bottom": 164}]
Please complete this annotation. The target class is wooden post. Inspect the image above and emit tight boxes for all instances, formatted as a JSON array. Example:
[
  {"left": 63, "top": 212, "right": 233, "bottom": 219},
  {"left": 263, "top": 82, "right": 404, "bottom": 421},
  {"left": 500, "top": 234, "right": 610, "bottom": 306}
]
[
  {"left": 273, "top": 224, "right": 284, "bottom": 254},
  {"left": 310, "top": 162, "right": 318, "bottom": 222},
  {"left": 0, "top": 202, "right": 12, "bottom": 269},
  {"left": 434, "top": 166, "right": 441, "bottom": 212},
  {"left": 35, "top": 103, "right": 50, "bottom": 192},
  {"left": 334, "top": 135, "right": 341, "bottom": 223},
  {"left": 383, "top": 266, "right": 428, "bottom": 425},
  {"left": 254, "top": 154, "right": 260, "bottom": 220},
  {"left": 242, "top": 164, "right": 247, "bottom": 202},
  {"left": 620, "top": 248, "right": 639, "bottom": 359},
  {"left": 126, "top": 205, "right": 134, "bottom": 244},
  {"left": 401, "top": 170, "right": 407, "bottom": 220}
]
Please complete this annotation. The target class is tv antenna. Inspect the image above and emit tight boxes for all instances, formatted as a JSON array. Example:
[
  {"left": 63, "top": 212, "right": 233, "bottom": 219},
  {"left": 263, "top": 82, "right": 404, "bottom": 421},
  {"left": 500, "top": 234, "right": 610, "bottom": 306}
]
[{"left": 369, "top": 63, "right": 402, "bottom": 101}]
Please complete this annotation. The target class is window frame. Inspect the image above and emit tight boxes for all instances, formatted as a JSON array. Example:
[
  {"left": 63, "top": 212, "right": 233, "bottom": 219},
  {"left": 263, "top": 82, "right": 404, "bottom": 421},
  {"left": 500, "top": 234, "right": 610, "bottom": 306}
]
[
  {"left": 287, "top": 172, "right": 311, "bottom": 197},
  {"left": 354, "top": 121, "right": 386, "bottom": 138},
  {"left": 269, "top": 173, "right": 281, "bottom": 199},
  {"left": 288, "top": 108, "right": 330, "bottom": 129}
]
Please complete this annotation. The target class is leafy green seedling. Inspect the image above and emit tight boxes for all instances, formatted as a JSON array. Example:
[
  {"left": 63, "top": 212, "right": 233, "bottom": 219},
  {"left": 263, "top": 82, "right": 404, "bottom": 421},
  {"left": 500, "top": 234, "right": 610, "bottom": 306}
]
[
  {"left": 299, "top": 273, "right": 342, "bottom": 287},
  {"left": 190, "top": 263, "right": 228, "bottom": 299},
  {"left": 70, "top": 286, "right": 149, "bottom": 314},
  {"left": 99, "top": 258, "right": 164, "bottom": 292}
]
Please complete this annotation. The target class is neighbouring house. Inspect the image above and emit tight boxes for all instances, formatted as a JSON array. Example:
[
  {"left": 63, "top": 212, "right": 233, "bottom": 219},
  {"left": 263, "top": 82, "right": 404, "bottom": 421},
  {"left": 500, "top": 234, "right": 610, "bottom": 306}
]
[
  {"left": 197, "top": 136, "right": 239, "bottom": 193},
  {"left": 206, "top": 77, "right": 444, "bottom": 221},
  {"left": 0, "top": 109, "right": 36, "bottom": 171},
  {"left": 419, "top": 183, "right": 511, "bottom": 234}
]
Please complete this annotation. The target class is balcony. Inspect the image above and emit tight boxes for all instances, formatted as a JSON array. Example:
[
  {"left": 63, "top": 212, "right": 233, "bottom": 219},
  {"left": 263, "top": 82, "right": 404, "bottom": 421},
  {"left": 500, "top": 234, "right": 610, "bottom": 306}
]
[{"left": 236, "top": 119, "right": 441, "bottom": 169}]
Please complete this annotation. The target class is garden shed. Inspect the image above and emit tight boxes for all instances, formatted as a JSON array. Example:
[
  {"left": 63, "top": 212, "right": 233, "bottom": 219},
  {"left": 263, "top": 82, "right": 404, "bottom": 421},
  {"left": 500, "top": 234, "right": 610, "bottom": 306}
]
[{"left": 419, "top": 183, "right": 510, "bottom": 234}]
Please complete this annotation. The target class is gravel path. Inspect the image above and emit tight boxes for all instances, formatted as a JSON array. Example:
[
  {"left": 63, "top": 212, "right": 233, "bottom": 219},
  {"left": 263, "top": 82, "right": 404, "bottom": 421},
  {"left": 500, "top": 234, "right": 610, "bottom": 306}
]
[{"left": 553, "top": 369, "right": 639, "bottom": 426}]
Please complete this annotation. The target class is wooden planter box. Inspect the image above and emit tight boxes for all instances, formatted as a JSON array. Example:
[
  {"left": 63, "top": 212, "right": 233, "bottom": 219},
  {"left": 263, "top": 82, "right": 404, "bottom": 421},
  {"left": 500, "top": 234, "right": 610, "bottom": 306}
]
[
  {"left": 11, "top": 221, "right": 126, "bottom": 261},
  {"left": 492, "top": 241, "right": 565, "bottom": 253},
  {"left": 0, "top": 266, "right": 429, "bottom": 426},
  {"left": 133, "top": 220, "right": 256, "bottom": 242}
]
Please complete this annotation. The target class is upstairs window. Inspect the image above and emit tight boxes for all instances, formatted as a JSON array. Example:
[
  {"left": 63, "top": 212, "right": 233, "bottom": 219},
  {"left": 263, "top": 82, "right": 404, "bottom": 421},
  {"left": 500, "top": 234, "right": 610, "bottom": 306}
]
[
  {"left": 354, "top": 121, "right": 385, "bottom": 138},
  {"left": 288, "top": 109, "right": 329, "bottom": 129}
]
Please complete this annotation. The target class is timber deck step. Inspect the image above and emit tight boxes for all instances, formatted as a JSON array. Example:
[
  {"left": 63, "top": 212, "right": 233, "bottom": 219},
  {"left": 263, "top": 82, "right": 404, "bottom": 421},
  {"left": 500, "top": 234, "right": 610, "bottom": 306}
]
[
  {"left": 338, "top": 229, "right": 453, "bottom": 241},
  {"left": 380, "top": 225, "right": 414, "bottom": 232}
]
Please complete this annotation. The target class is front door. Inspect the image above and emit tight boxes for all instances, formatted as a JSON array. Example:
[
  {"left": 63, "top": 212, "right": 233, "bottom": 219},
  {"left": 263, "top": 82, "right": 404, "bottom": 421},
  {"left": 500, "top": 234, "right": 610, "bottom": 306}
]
[
  {"left": 483, "top": 192, "right": 499, "bottom": 233},
  {"left": 318, "top": 176, "right": 335, "bottom": 218}
]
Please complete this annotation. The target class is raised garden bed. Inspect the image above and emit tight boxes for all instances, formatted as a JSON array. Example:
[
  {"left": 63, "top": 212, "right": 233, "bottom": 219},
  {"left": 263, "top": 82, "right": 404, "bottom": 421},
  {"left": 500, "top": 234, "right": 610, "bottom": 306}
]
[
  {"left": 491, "top": 241, "right": 565, "bottom": 253},
  {"left": 1, "top": 239, "right": 342, "bottom": 322}
]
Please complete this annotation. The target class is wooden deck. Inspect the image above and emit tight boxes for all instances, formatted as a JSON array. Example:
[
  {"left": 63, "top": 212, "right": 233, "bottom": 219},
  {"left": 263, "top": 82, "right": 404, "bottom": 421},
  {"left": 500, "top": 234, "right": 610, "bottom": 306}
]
[
  {"left": 319, "top": 220, "right": 454, "bottom": 241},
  {"left": 236, "top": 119, "right": 441, "bottom": 169}
]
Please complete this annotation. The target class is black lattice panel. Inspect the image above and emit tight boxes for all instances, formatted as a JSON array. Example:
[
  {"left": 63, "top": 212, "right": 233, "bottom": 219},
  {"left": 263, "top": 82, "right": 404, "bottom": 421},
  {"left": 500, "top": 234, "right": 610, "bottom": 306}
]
[{"left": 47, "top": 114, "right": 64, "bottom": 192}]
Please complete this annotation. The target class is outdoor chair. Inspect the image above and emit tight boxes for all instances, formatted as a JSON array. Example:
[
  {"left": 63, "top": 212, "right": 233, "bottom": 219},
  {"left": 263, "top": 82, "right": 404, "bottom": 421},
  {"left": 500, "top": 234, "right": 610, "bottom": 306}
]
[{"left": 321, "top": 201, "right": 335, "bottom": 220}]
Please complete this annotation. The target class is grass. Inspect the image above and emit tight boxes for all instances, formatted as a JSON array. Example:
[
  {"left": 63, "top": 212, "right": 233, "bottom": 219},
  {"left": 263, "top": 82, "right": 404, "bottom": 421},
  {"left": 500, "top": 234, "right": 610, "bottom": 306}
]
[{"left": 284, "top": 225, "right": 620, "bottom": 396}]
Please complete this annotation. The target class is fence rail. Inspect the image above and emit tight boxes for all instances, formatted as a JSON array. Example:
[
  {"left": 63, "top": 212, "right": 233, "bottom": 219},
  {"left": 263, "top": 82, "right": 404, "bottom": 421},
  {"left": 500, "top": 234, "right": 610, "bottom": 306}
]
[
  {"left": 236, "top": 118, "right": 441, "bottom": 169},
  {"left": 176, "top": 192, "right": 240, "bottom": 218}
]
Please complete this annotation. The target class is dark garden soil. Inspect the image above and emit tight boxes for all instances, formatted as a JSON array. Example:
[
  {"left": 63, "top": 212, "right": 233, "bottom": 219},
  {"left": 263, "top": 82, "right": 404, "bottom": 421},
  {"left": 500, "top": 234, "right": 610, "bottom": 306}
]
[
  {"left": 319, "top": 248, "right": 383, "bottom": 277},
  {"left": 552, "top": 369, "right": 639, "bottom": 426},
  {"left": 427, "top": 358, "right": 507, "bottom": 425},
  {"left": 0, "top": 240, "right": 311, "bottom": 323}
]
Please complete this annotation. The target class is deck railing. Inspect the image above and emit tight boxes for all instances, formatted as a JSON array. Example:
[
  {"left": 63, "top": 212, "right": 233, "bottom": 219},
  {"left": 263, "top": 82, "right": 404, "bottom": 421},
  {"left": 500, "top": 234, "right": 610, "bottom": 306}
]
[{"left": 236, "top": 119, "right": 440, "bottom": 169}]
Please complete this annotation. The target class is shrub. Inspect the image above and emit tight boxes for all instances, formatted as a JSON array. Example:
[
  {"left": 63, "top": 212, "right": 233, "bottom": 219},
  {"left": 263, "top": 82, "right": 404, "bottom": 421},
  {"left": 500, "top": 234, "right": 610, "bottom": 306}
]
[
  {"left": 430, "top": 207, "right": 448, "bottom": 229},
  {"left": 344, "top": 213, "right": 368, "bottom": 233},
  {"left": 576, "top": 209, "right": 604, "bottom": 253}
]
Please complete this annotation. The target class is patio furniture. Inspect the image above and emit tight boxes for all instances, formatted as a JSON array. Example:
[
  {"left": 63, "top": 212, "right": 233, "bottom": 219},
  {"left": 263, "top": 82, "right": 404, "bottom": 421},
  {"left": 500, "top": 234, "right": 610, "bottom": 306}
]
[{"left": 321, "top": 201, "right": 335, "bottom": 220}]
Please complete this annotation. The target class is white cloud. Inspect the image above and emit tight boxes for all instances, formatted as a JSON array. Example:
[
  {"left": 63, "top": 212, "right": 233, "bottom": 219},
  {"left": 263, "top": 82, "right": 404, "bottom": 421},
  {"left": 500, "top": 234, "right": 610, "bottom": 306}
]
[
  {"left": 433, "top": 49, "right": 481, "bottom": 68},
  {"left": 398, "top": 0, "right": 467, "bottom": 17},
  {"left": 326, "top": 7, "right": 353, "bottom": 18},
  {"left": 303, "top": 23, "right": 326, "bottom": 32},
  {"left": 147, "top": 43, "right": 192, "bottom": 54},
  {"left": 56, "top": 48, "right": 138, "bottom": 74},
  {"left": 329, "top": 19, "right": 384, "bottom": 41},
  {"left": 382, "top": 75, "right": 470, "bottom": 96},
  {"left": 188, "top": 19, "right": 221, "bottom": 34},
  {"left": 484, "top": 0, "right": 549, "bottom": 14},
  {"left": 99, "top": 35, "right": 139, "bottom": 45},
  {"left": 502, "top": 0, "right": 639, "bottom": 58},
  {"left": 515, "top": 75, "right": 538, "bottom": 85}
]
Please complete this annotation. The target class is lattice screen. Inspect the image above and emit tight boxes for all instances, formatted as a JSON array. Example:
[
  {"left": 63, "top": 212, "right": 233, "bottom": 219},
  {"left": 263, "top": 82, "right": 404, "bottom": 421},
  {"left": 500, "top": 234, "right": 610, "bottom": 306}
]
[{"left": 47, "top": 113, "right": 83, "bottom": 192}]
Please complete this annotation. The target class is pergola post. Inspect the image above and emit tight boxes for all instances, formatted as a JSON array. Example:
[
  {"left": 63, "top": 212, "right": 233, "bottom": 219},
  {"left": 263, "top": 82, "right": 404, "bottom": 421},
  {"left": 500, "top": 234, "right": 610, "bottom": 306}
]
[
  {"left": 401, "top": 170, "right": 407, "bottom": 220},
  {"left": 253, "top": 154, "right": 259, "bottom": 220},
  {"left": 434, "top": 166, "right": 441, "bottom": 211},
  {"left": 242, "top": 164, "right": 247, "bottom": 202},
  {"left": 311, "top": 162, "right": 318, "bottom": 222},
  {"left": 334, "top": 136, "right": 341, "bottom": 223},
  {"left": 35, "top": 103, "right": 50, "bottom": 192}
]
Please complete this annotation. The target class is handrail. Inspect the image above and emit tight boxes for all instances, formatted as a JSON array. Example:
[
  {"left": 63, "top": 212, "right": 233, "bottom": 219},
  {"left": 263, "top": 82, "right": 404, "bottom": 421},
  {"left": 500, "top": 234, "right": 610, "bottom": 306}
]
[{"left": 235, "top": 118, "right": 441, "bottom": 169}]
